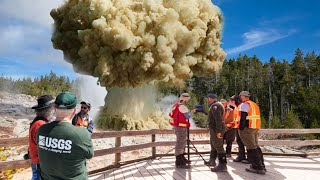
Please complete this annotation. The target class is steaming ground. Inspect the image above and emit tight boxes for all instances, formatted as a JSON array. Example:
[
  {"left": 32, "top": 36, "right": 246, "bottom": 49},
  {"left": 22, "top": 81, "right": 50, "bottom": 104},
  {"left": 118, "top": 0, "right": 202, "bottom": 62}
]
[{"left": 51, "top": 0, "right": 226, "bottom": 130}]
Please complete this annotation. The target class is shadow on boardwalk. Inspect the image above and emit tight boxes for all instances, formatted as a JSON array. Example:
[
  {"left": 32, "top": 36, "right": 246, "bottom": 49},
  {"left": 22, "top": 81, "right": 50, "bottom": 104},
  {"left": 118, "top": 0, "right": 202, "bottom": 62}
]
[{"left": 89, "top": 155, "right": 320, "bottom": 180}]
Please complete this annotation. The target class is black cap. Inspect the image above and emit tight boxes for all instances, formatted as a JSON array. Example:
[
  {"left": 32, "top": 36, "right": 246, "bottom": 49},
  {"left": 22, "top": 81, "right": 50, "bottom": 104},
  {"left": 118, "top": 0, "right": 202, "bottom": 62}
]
[{"left": 207, "top": 93, "right": 218, "bottom": 99}]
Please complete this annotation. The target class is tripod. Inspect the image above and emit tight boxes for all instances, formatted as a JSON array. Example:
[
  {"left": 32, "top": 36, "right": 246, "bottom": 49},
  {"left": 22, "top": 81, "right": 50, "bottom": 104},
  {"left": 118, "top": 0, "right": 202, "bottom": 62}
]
[
  {"left": 157, "top": 127, "right": 207, "bottom": 165},
  {"left": 186, "top": 127, "right": 207, "bottom": 165}
]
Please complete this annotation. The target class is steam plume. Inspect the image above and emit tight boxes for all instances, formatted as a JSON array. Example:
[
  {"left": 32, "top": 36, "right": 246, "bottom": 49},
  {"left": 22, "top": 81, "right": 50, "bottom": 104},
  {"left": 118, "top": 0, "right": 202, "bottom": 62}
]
[
  {"left": 50, "top": 0, "right": 225, "bottom": 130},
  {"left": 51, "top": 0, "right": 225, "bottom": 87}
]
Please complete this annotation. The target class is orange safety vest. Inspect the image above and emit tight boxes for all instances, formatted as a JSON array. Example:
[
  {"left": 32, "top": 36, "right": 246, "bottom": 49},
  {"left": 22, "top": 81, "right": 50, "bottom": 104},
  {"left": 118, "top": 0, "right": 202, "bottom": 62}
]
[
  {"left": 233, "top": 106, "right": 240, "bottom": 128},
  {"left": 169, "top": 103, "right": 190, "bottom": 128},
  {"left": 224, "top": 110, "right": 234, "bottom": 128},
  {"left": 244, "top": 100, "right": 261, "bottom": 129},
  {"left": 76, "top": 116, "right": 89, "bottom": 127}
]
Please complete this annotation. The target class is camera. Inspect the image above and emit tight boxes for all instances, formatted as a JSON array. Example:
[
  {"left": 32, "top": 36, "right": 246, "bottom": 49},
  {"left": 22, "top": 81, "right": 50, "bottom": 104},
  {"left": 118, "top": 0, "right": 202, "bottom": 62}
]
[
  {"left": 23, "top": 153, "right": 30, "bottom": 160},
  {"left": 194, "top": 104, "right": 204, "bottom": 113}
]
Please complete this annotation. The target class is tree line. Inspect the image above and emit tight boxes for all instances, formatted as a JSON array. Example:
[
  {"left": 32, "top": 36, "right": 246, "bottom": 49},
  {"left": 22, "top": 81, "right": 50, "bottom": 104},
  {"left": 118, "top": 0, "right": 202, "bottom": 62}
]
[
  {"left": 1, "top": 48, "right": 319, "bottom": 129},
  {"left": 159, "top": 48, "right": 320, "bottom": 129},
  {"left": 0, "top": 71, "right": 80, "bottom": 97}
]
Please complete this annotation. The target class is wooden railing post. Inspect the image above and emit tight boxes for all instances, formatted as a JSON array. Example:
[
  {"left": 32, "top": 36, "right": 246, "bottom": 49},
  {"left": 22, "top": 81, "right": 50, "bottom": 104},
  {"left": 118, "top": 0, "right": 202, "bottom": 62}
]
[
  {"left": 152, "top": 132, "right": 156, "bottom": 158},
  {"left": 115, "top": 137, "right": 121, "bottom": 164}
]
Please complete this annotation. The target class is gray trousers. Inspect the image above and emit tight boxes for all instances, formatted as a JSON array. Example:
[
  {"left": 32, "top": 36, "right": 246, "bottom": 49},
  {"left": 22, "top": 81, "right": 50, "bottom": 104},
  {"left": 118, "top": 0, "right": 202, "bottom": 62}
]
[
  {"left": 174, "top": 127, "right": 187, "bottom": 156},
  {"left": 239, "top": 128, "right": 259, "bottom": 150},
  {"left": 210, "top": 129, "right": 225, "bottom": 154}
]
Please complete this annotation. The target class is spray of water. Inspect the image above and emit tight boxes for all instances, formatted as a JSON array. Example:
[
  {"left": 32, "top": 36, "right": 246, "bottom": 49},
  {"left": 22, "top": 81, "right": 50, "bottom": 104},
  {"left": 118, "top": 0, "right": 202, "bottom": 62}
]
[
  {"left": 96, "top": 85, "right": 172, "bottom": 130},
  {"left": 77, "top": 75, "right": 107, "bottom": 119}
]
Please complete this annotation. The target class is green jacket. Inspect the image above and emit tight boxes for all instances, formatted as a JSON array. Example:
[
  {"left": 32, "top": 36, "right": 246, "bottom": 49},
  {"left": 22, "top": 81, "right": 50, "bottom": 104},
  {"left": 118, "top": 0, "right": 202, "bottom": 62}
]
[
  {"left": 37, "top": 121, "right": 93, "bottom": 180},
  {"left": 208, "top": 101, "right": 226, "bottom": 133}
]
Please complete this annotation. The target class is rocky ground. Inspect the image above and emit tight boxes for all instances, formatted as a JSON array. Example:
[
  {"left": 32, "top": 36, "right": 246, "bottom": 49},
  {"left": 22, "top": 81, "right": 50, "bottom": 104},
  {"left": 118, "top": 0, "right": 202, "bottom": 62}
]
[{"left": 0, "top": 91, "right": 36, "bottom": 138}]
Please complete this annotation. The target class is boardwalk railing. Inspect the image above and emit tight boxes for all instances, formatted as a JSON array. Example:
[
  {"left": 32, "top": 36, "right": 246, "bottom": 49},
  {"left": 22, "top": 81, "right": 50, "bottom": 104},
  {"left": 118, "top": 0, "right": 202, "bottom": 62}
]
[{"left": 1, "top": 128, "right": 320, "bottom": 173}]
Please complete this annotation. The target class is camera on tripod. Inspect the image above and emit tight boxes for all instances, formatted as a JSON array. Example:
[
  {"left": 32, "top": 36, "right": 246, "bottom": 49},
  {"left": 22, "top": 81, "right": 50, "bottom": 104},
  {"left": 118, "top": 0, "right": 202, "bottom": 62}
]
[{"left": 194, "top": 104, "right": 204, "bottom": 113}]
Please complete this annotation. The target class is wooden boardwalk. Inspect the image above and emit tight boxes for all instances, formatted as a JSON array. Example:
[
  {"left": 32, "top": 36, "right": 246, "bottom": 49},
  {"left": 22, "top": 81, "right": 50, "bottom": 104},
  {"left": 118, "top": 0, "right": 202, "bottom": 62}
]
[{"left": 89, "top": 154, "right": 320, "bottom": 180}]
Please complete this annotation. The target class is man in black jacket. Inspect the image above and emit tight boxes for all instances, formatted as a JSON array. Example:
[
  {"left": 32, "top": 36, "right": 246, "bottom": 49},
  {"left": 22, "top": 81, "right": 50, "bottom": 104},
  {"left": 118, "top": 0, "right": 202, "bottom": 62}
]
[{"left": 206, "top": 93, "right": 227, "bottom": 172}]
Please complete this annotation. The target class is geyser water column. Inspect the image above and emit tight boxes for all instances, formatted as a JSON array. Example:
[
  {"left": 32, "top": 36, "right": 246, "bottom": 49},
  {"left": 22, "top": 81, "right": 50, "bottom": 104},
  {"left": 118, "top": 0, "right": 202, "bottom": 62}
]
[
  {"left": 97, "top": 85, "right": 169, "bottom": 130},
  {"left": 50, "top": 0, "right": 226, "bottom": 130}
]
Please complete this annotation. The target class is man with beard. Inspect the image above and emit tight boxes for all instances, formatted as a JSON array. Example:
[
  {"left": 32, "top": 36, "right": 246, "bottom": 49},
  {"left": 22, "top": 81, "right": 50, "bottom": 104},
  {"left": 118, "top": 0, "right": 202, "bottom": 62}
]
[{"left": 72, "top": 101, "right": 94, "bottom": 134}]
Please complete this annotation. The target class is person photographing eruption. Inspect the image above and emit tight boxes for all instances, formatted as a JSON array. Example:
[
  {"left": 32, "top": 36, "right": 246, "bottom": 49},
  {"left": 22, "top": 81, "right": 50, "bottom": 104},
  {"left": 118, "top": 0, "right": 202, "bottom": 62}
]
[{"left": 169, "top": 93, "right": 196, "bottom": 169}]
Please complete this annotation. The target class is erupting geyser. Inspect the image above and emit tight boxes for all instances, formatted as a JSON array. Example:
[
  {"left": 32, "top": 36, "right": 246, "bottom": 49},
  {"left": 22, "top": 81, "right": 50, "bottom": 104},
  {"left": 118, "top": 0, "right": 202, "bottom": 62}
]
[{"left": 51, "top": 0, "right": 226, "bottom": 130}]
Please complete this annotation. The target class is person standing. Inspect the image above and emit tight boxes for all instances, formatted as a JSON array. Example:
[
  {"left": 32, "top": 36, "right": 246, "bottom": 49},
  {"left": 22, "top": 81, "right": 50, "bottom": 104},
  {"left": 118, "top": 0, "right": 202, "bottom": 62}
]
[
  {"left": 206, "top": 93, "right": 227, "bottom": 172},
  {"left": 220, "top": 99, "right": 236, "bottom": 158},
  {"left": 169, "top": 93, "right": 194, "bottom": 169},
  {"left": 232, "top": 95, "right": 251, "bottom": 163},
  {"left": 37, "top": 92, "right": 94, "bottom": 179},
  {"left": 72, "top": 101, "right": 94, "bottom": 134},
  {"left": 28, "top": 95, "right": 55, "bottom": 180},
  {"left": 238, "top": 91, "right": 266, "bottom": 175}
]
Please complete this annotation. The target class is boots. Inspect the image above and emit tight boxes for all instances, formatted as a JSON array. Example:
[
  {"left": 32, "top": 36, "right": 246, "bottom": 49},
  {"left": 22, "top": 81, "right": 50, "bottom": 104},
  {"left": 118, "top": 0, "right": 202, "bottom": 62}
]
[
  {"left": 226, "top": 143, "right": 232, "bottom": 157},
  {"left": 241, "top": 149, "right": 253, "bottom": 164},
  {"left": 205, "top": 150, "right": 217, "bottom": 166},
  {"left": 257, "top": 147, "right": 267, "bottom": 171},
  {"left": 211, "top": 153, "right": 227, "bottom": 172},
  {"left": 182, "top": 153, "right": 191, "bottom": 164},
  {"left": 175, "top": 155, "right": 190, "bottom": 169},
  {"left": 233, "top": 144, "right": 246, "bottom": 162},
  {"left": 245, "top": 149, "right": 266, "bottom": 175}
]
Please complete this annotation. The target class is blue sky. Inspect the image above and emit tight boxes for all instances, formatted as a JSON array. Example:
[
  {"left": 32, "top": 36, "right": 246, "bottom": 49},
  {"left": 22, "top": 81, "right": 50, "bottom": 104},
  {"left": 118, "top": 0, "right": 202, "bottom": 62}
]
[
  {"left": 0, "top": 0, "right": 319, "bottom": 79},
  {"left": 216, "top": 0, "right": 320, "bottom": 61}
]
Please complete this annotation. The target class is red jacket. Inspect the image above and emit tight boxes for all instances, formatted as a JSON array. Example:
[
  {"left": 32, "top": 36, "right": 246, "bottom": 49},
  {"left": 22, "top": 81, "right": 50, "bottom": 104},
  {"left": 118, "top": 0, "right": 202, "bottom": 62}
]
[
  {"left": 29, "top": 120, "right": 46, "bottom": 164},
  {"left": 169, "top": 103, "right": 190, "bottom": 128}
]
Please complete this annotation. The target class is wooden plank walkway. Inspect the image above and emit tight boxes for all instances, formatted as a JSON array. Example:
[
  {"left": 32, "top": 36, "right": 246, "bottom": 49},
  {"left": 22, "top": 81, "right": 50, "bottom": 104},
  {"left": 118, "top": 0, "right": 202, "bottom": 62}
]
[{"left": 89, "top": 155, "right": 320, "bottom": 180}]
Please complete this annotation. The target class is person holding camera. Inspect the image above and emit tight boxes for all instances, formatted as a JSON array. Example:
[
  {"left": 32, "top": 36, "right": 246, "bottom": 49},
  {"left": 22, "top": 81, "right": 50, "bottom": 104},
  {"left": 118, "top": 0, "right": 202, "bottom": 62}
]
[{"left": 169, "top": 93, "right": 195, "bottom": 169}]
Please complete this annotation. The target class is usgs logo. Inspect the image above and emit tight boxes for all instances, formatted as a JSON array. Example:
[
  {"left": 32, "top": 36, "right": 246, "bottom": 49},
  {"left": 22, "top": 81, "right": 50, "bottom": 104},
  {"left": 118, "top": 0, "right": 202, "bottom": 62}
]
[{"left": 39, "top": 135, "right": 72, "bottom": 150}]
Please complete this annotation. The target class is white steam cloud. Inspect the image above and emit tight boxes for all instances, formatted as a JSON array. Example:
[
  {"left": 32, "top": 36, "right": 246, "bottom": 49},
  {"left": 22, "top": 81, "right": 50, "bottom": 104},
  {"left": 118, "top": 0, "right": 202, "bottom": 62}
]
[
  {"left": 50, "top": 0, "right": 225, "bottom": 130},
  {"left": 51, "top": 0, "right": 225, "bottom": 88},
  {"left": 77, "top": 75, "right": 107, "bottom": 119}
]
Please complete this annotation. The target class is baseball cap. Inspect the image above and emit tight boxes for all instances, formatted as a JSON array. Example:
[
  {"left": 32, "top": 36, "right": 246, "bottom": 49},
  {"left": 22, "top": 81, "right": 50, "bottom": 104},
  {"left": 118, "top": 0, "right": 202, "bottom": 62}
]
[
  {"left": 180, "top": 93, "right": 191, "bottom": 101},
  {"left": 220, "top": 99, "right": 227, "bottom": 103},
  {"left": 239, "top": 91, "right": 250, "bottom": 97},
  {"left": 80, "top": 101, "right": 91, "bottom": 108},
  {"left": 55, "top": 92, "right": 77, "bottom": 109},
  {"left": 207, "top": 93, "right": 217, "bottom": 99}
]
